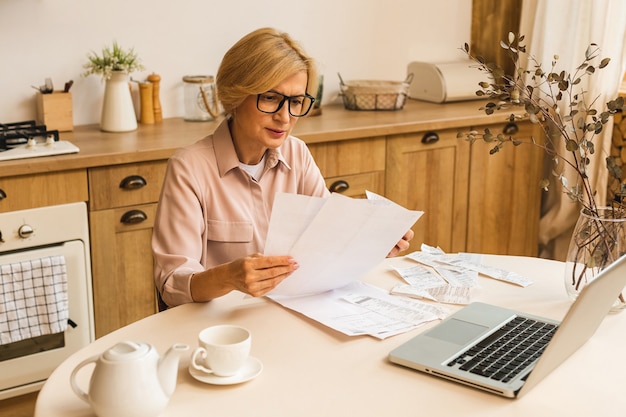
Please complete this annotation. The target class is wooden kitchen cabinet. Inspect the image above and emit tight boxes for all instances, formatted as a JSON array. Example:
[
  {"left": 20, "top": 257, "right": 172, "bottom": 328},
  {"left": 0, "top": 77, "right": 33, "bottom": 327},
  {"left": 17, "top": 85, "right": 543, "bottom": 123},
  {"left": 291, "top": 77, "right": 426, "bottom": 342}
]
[
  {"left": 385, "top": 121, "right": 543, "bottom": 257},
  {"left": 466, "top": 122, "right": 544, "bottom": 256},
  {"left": 386, "top": 129, "right": 470, "bottom": 254},
  {"left": 88, "top": 162, "right": 167, "bottom": 210},
  {"left": 0, "top": 170, "right": 88, "bottom": 212},
  {"left": 88, "top": 161, "right": 167, "bottom": 338},
  {"left": 308, "top": 136, "right": 386, "bottom": 198}
]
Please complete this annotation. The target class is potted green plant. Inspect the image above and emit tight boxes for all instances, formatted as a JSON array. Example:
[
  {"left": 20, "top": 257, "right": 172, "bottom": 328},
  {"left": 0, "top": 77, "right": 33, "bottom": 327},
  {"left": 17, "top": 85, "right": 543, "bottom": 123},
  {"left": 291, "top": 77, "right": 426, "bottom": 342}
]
[
  {"left": 458, "top": 32, "right": 626, "bottom": 310},
  {"left": 83, "top": 41, "right": 144, "bottom": 132},
  {"left": 83, "top": 41, "right": 144, "bottom": 80}
]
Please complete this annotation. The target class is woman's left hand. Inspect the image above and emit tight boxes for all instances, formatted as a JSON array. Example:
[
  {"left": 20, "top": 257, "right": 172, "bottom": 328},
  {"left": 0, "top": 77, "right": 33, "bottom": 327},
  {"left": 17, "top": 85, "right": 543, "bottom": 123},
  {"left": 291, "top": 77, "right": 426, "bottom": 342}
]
[{"left": 387, "top": 229, "right": 414, "bottom": 258}]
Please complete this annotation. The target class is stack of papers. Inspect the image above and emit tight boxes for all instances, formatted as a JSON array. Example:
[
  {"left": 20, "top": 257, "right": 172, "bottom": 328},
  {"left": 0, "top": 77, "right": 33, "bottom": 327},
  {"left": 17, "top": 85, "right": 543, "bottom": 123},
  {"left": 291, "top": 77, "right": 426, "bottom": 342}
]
[
  {"left": 274, "top": 281, "right": 448, "bottom": 339},
  {"left": 264, "top": 191, "right": 426, "bottom": 338},
  {"left": 391, "top": 245, "right": 534, "bottom": 305},
  {"left": 265, "top": 192, "right": 423, "bottom": 297}
]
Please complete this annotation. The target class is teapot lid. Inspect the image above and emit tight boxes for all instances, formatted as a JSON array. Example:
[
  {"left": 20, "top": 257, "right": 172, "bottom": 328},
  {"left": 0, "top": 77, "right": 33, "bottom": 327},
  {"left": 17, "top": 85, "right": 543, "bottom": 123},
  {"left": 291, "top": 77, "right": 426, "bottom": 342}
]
[{"left": 103, "top": 341, "right": 151, "bottom": 361}]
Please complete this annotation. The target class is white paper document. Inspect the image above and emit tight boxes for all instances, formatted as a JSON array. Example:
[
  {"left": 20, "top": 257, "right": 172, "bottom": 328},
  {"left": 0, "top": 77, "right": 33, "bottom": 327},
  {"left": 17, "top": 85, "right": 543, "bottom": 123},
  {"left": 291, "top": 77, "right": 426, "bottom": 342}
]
[
  {"left": 450, "top": 253, "right": 534, "bottom": 287},
  {"left": 390, "top": 264, "right": 474, "bottom": 305},
  {"left": 406, "top": 246, "right": 533, "bottom": 287},
  {"left": 262, "top": 192, "right": 424, "bottom": 338},
  {"left": 265, "top": 192, "right": 423, "bottom": 297},
  {"left": 389, "top": 244, "right": 534, "bottom": 306},
  {"left": 271, "top": 281, "right": 448, "bottom": 339}
]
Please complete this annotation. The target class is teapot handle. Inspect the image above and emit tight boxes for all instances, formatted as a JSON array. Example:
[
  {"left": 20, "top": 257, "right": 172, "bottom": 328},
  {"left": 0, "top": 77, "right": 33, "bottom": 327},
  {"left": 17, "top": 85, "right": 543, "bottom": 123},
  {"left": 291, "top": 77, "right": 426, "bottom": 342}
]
[{"left": 70, "top": 354, "right": 99, "bottom": 403}]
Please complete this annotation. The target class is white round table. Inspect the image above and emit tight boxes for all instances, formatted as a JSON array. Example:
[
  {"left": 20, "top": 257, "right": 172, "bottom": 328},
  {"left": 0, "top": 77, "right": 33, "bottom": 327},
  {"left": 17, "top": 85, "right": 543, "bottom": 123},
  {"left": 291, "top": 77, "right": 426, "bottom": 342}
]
[{"left": 35, "top": 255, "right": 626, "bottom": 416}]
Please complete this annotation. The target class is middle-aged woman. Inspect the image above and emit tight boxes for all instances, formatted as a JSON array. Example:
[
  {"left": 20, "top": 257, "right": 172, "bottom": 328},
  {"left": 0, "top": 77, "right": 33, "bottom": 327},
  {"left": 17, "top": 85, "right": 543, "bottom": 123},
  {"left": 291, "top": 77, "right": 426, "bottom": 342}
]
[{"left": 152, "top": 27, "right": 413, "bottom": 309}]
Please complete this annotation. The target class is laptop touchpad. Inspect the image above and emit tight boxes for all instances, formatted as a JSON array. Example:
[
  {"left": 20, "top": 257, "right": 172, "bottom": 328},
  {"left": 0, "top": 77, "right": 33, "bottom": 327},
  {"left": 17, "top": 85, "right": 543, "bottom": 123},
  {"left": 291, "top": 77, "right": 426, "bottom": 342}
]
[{"left": 426, "top": 319, "right": 489, "bottom": 345}]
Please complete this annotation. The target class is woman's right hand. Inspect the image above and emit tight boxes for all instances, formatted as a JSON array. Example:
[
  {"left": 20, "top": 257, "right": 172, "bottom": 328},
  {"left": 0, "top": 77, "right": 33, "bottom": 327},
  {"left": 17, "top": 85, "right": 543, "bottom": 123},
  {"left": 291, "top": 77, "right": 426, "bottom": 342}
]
[
  {"left": 190, "top": 253, "right": 299, "bottom": 301},
  {"left": 227, "top": 253, "right": 300, "bottom": 297}
]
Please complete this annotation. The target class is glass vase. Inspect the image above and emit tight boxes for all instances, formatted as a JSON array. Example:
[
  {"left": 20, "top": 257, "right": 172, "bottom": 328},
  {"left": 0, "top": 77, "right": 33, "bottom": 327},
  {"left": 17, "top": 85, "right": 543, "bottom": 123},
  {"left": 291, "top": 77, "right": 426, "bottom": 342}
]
[
  {"left": 564, "top": 206, "right": 626, "bottom": 312},
  {"left": 100, "top": 71, "right": 137, "bottom": 132}
]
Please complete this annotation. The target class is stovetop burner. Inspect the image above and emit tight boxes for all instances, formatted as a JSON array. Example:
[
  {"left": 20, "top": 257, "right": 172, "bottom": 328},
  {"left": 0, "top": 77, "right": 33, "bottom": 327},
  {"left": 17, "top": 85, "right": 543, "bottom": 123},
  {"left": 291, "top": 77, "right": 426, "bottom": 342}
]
[
  {"left": 0, "top": 120, "right": 78, "bottom": 162},
  {"left": 1, "top": 120, "right": 60, "bottom": 150}
]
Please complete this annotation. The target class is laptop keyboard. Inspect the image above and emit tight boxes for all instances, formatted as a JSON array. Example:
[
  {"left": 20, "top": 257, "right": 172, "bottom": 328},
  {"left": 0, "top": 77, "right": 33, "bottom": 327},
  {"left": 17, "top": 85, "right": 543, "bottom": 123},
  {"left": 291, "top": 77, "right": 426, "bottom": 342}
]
[{"left": 447, "top": 316, "right": 558, "bottom": 383}]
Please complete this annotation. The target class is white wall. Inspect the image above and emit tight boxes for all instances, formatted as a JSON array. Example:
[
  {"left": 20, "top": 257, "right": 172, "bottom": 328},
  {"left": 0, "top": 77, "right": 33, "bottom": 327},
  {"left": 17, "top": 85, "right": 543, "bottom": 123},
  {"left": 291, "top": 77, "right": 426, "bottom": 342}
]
[{"left": 0, "top": 0, "right": 472, "bottom": 126}]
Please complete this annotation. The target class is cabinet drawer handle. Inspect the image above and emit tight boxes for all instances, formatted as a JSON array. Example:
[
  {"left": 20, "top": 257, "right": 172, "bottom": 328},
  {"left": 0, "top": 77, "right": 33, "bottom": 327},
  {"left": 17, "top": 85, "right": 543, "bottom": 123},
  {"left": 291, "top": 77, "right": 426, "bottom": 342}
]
[
  {"left": 329, "top": 180, "right": 350, "bottom": 193},
  {"left": 503, "top": 122, "right": 519, "bottom": 135},
  {"left": 119, "top": 175, "right": 147, "bottom": 190},
  {"left": 120, "top": 209, "right": 148, "bottom": 225},
  {"left": 0, "top": 189, "right": 6, "bottom": 200},
  {"left": 421, "top": 132, "right": 439, "bottom": 144}
]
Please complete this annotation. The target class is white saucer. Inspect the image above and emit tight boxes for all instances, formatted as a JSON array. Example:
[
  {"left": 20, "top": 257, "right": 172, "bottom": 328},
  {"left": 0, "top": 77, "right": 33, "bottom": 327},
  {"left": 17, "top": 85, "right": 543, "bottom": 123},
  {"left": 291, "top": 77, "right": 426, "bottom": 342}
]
[{"left": 188, "top": 356, "right": 263, "bottom": 385}]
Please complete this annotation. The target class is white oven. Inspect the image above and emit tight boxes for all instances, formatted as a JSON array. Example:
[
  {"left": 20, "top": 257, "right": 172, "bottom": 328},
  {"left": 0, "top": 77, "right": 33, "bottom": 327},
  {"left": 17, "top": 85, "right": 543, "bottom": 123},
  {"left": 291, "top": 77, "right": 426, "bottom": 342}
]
[{"left": 0, "top": 202, "right": 94, "bottom": 399}]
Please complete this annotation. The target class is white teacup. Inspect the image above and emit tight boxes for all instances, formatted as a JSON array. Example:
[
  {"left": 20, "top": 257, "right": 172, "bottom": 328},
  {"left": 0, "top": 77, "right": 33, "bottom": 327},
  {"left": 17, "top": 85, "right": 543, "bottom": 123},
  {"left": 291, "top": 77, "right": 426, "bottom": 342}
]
[{"left": 190, "top": 325, "right": 251, "bottom": 377}]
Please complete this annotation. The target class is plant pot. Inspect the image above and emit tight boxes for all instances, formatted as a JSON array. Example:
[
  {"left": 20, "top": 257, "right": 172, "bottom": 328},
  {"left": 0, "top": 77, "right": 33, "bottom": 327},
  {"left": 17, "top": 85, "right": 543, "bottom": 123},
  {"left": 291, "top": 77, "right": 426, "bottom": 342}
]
[
  {"left": 100, "top": 71, "right": 137, "bottom": 132},
  {"left": 564, "top": 206, "right": 626, "bottom": 312}
]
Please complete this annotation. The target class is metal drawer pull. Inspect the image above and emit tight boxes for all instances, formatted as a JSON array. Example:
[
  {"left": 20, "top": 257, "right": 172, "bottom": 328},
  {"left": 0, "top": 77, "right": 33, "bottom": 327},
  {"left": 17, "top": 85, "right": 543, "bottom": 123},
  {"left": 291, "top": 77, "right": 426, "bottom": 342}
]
[
  {"left": 0, "top": 189, "right": 5, "bottom": 200},
  {"left": 329, "top": 180, "right": 350, "bottom": 193},
  {"left": 119, "top": 175, "right": 147, "bottom": 190},
  {"left": 503, "top": 122, "right": 519, "bottom": 135},
  {"left": 120, "top": 210, "right": 148, "bottom": 225},
  {"left": 421, "top": 132, "right": 439, "bottom": 144}
]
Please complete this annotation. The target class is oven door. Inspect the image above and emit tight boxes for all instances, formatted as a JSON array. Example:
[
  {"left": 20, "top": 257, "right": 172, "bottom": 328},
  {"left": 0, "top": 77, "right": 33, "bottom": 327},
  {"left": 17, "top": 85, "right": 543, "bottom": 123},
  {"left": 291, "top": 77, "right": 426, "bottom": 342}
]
[{"left": 0, "top": 239, "right": 94, "bottom": 399}]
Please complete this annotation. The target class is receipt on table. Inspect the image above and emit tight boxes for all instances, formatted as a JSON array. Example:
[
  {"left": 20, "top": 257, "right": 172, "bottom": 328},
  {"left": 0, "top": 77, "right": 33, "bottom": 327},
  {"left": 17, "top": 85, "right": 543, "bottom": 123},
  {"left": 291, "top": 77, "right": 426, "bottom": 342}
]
[
  {"left": 391, "top": 262, "right": 476, "bottom": 305},
  {"left": 391, "top": 283, "right": 473, "bottom": 305},
  {"left": 449, "top": 254, "right": 533, "bottom": 287},
  {"left": 407, "top": 245, "right": 534, "bottom": 287}
]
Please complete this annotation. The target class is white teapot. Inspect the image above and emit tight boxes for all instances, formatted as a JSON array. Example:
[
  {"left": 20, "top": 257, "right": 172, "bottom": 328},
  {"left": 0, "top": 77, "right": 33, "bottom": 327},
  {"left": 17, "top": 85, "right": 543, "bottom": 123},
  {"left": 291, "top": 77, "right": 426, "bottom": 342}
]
[{"left": 70, "top": 341, "right": 189, "bottom": 417}]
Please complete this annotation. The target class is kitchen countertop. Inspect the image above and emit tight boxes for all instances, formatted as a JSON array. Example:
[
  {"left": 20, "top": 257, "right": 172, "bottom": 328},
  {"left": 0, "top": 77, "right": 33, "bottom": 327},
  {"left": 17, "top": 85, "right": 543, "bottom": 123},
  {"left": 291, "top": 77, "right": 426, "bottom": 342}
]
[{"left": 1, "top": 99, "right": 513, "bottom": 178}]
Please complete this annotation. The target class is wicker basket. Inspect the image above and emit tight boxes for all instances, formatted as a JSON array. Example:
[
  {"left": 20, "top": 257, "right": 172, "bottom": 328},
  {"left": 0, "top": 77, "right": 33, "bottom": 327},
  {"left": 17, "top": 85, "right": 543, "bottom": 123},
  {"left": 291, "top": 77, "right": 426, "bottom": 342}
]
[{"left": 338, "top": 73, "right": 413, "bottom": 111}]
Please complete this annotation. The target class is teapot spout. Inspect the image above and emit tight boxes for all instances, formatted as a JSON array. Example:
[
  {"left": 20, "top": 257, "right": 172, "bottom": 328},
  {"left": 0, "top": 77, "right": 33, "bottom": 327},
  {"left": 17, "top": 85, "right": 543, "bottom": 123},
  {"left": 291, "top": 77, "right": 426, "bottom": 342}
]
[{"left": 158, "top": 343, "right": 190, "bottom": 397}]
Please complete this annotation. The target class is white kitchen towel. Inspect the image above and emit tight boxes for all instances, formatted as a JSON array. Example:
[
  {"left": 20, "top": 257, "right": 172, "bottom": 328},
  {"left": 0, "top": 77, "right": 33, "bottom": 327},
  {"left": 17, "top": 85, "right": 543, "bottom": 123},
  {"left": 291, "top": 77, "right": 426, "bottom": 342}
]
[{"left": 0, "top": 255, "right": 69, "bottom": 345}]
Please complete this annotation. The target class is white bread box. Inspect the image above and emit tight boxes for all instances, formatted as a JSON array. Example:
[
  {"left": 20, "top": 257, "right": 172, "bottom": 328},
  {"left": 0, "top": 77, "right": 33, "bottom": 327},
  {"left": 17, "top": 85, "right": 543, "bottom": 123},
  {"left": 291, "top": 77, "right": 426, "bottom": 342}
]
[{"left": 407, "top": 60, "right": 487, "bottom": 103}]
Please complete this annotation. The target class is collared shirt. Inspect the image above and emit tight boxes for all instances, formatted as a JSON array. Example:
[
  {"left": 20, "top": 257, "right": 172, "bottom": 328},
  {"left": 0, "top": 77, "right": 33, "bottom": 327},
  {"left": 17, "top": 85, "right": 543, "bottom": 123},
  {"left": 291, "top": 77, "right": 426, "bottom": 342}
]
[{"left": 152, "top": 119, "right": 330, "bottom": 307}]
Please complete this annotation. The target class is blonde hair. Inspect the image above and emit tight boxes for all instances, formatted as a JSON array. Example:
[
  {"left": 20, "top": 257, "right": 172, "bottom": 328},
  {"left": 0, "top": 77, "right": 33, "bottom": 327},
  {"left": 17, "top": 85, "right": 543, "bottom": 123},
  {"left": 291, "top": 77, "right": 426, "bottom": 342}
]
[{"left": 216, "top": 27, "right": 318, "bottom": 115}]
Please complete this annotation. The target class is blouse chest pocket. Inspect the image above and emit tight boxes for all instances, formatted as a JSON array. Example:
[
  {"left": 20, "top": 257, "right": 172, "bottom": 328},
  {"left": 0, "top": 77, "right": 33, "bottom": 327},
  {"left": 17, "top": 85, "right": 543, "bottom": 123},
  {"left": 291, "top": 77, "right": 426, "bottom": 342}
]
[{"left": 206, "top": 219, "right": 254, "bottom": 243}]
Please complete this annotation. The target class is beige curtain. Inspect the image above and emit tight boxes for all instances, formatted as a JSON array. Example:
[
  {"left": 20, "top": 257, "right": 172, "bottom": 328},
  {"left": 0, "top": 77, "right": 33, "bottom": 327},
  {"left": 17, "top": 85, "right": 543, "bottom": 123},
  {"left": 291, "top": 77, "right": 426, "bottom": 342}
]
[{"left": 519, "top": 0, "right": 626, "bottom": 260}]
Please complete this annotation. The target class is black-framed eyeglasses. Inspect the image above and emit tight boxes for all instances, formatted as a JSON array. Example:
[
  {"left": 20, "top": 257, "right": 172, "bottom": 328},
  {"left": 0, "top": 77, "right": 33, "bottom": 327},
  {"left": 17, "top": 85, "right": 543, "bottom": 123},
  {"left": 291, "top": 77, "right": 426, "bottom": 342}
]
[{"left": 256, "top": 91, "right": 315, "bottom": 117}]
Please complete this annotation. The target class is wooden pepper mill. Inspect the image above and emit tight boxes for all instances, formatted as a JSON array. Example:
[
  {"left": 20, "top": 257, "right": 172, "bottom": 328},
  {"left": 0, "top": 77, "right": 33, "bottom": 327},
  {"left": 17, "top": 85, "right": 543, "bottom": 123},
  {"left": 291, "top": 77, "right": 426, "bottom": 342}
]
[
  {"left": 147, "top": 73, "right": 163, "bottom": 122},
  {"left": 138, "top": 82, "right": 155, "bottom": 124}
]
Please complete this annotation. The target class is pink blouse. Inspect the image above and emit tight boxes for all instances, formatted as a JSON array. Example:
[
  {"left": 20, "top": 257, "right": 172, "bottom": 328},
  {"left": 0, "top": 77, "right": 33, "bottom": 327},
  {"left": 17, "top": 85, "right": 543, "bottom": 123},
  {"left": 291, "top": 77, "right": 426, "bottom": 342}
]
[{"left": 152, "top": 119, "right": 330, "bottom": 307}]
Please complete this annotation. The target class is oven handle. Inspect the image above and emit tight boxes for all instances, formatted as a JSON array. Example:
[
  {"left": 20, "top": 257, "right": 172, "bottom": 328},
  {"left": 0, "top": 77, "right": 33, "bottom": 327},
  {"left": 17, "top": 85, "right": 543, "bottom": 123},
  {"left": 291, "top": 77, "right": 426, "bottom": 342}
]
[{"left": 120, "top": 209, "right": 148, "bottom": 225}]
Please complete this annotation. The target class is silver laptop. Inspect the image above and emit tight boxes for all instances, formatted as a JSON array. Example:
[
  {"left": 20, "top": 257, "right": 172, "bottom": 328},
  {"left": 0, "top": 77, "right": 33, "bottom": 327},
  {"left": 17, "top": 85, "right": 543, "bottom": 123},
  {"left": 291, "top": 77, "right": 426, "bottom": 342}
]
[{"left": 389, "top": 255, "right": 626, "bottom": 398}]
